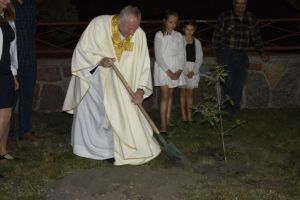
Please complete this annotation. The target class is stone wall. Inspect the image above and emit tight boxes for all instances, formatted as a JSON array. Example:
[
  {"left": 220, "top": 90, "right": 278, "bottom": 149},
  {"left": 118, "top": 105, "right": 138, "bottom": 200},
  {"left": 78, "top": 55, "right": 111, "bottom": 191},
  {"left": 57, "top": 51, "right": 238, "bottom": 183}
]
[{"left": 34, "top": 54, "right": 300, "bottom": 112}]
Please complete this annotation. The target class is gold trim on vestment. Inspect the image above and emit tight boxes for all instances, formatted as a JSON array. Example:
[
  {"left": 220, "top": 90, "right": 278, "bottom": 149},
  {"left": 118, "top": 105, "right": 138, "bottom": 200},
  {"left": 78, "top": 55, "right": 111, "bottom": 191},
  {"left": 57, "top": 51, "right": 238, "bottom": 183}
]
[{"left": 111, "top": 15, "right": 134, "bottom": 61}]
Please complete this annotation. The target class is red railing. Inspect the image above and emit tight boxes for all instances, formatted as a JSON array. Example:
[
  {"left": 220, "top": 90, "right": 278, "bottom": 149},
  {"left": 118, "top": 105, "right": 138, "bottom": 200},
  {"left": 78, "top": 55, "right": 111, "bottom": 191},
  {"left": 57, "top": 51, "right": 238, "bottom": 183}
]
[{"left": 36, "top": 18, "right": 300, "bottom": 56}]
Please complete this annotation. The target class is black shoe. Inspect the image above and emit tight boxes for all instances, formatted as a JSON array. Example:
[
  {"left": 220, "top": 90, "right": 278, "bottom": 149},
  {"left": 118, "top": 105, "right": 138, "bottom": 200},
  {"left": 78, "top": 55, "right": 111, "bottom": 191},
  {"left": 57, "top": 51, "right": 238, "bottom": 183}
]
[{"left": 223, "top": 104, "right": 237, "bottom": 115}]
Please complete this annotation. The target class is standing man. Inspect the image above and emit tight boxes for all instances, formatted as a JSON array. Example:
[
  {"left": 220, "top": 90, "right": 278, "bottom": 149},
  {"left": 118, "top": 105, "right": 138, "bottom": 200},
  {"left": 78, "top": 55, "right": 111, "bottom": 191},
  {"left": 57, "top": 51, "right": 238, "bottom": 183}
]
[
  {"left": 63, "top": 5, "right": 161, "bottom": 166},
  {"left": 212, "top": 0, "right": 269, "bottom": 114},
  {"left": 12, "top": 0, "right": 38, "bottom": 140}
]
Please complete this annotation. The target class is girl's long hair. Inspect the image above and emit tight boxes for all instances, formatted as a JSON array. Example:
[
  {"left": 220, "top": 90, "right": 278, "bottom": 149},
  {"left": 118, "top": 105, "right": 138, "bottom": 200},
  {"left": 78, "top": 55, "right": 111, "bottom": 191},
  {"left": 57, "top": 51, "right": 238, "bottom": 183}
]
[
  {"left": 0, "top": 3, "right": 16, "bottom": 24},
  {"left": 161, "top": 10, "right": 178, "bottom": 35}
]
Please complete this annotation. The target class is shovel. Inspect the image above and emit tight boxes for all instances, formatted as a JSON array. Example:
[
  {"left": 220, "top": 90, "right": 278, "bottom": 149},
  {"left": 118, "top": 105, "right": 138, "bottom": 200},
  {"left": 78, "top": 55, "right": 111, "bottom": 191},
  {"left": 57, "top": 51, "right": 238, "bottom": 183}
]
[{"left": 111, "top": 64, "right": 191, "bottom": 167}]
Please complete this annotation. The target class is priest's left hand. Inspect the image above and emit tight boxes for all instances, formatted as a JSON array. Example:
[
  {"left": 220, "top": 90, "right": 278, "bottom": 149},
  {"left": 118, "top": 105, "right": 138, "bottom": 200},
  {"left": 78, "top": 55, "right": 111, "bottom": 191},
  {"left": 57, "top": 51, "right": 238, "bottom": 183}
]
[{"left": 132, "top": 89, "right": 144, "bottom": 104}]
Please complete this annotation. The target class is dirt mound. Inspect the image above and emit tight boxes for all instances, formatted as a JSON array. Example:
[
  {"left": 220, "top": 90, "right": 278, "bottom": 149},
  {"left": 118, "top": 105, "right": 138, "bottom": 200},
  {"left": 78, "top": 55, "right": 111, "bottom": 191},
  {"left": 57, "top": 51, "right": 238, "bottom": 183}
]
[{"left": 46, "top": 167, "right": 198, "bottom": 200}]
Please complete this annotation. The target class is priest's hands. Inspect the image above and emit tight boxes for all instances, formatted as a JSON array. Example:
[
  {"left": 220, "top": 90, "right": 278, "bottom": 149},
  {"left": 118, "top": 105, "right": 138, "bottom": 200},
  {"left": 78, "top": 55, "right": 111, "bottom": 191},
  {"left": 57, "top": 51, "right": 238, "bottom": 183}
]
[
  {"left": 100, "top": 57, "right": 116, "bottom": 68},
  {"left": 132, "top": 89, "right": 144, "bottom": 104}
]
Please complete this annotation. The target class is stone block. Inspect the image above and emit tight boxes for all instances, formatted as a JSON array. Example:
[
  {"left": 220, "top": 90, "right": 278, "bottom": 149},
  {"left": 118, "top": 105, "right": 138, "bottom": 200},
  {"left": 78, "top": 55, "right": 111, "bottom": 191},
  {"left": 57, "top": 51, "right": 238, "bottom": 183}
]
[
  {"left": 62, "top": 77, "right": 71, "bottom": 93},
  {"left": 245, "top": 71, "right": 270, "bottom": 108},
  {"left": 200, "top": 64, "right": 215, "bottom": 74},
  {"left": 39, "top": 84, "right": 64, "bottom": 111},
  {"left": 263, "top": 63, "right": 287, "bottom": 89},
  {"left": 34, "top": 55, "right": 300, "bottom": 112},
  {"left": 37, "top": 67, "right": 62, "bottom": 82},
  {"left": 194, "top": 76, "right": 216, "bottom": 105},
  {"left": 298, "top": 92, "right": 300, "bottom": 107},
  {"left": 143, "top": 86, "right": 159, "bottom": 110},
  {"left": 249, "top": 63, "right": 262, "bottom": 71},
  {"left": 272, "top": 65, "right": 300, "bottom": 107},
  {"left": 32, "top": 83, "right": 40, "bottom": 110},
  {"left": 63, "top": 66, "right": 72, "bottom": 77}
]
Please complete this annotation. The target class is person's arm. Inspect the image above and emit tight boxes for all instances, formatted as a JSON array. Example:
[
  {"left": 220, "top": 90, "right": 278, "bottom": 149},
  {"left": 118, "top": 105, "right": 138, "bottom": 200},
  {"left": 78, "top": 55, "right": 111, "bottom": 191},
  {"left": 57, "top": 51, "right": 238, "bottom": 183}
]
[
  {"left": 10, "top": 22, "right": 18, "bottom": 76},
  {"left": 250, "top": 15, "right": 264, "bottom": 54},
  {"left": 132, "top": 88, "right": 145, "bottom": 105},
  {"left": 193, "top": 39, "right": 203, "bottom": 75},
  {"left": 10, "top": 22, "right": 19, "bottom": 90},
  {"left": 154, "top": 32, "right": 170, "bottom": 71},
  {"left": 250, "top": 14, "right": 269, "bottom": 62},
  {"left": 173, "top": 33, "right": 185, "bottom": 79},
  {"left": 178, "top": 33, "right": 186, "bottom": 71}
]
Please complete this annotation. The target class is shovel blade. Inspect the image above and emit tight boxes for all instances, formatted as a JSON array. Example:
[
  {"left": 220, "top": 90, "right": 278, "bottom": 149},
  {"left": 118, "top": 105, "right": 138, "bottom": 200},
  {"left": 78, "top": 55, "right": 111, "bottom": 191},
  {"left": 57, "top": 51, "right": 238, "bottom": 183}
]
[
  {"left": 154, "top": 133, "right": 191, "bottom": 167},
  {"left": 162, "top": 143, "right": 191, "bottom": 168}
]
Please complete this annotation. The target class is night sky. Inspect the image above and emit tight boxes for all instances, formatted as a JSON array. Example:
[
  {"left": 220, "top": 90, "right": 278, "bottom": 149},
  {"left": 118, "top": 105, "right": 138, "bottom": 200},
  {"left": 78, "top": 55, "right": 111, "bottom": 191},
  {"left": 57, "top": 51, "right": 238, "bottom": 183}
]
[{"left": 71, "top": 0, "right": 297, "bottom": 21}]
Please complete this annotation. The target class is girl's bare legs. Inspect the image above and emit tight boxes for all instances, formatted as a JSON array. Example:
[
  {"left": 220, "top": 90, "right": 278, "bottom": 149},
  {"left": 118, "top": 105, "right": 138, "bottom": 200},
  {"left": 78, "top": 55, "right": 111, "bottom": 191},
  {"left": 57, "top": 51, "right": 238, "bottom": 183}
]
[
  {"left": 180, "top": 88, "right": 188, "bottom": 121},
  {"left": 159, "top": 86, "right": 173, "bottom": 132},
  {"left": 187, "top": 88, "right": 193, "bottom": 121},
  {"left": 166, "top": 88, "right": 174, "bottom": 126},
  {"left": 0, "top": 108, "right": 12, "bottom": 157}
]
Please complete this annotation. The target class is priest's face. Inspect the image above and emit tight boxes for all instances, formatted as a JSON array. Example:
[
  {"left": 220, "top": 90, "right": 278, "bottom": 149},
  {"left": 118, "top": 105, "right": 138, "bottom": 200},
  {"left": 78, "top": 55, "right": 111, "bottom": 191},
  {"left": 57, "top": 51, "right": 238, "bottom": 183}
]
[{"left": 119, "top": 14, "right": 141, "bottom": 38}]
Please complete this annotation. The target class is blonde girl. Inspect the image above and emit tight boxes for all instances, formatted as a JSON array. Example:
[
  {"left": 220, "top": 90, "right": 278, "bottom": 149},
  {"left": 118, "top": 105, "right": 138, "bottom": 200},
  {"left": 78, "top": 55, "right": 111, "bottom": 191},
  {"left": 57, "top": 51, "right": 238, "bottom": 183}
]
[{"left": 154, "top": 10, "right": 186, "bottom": 132}]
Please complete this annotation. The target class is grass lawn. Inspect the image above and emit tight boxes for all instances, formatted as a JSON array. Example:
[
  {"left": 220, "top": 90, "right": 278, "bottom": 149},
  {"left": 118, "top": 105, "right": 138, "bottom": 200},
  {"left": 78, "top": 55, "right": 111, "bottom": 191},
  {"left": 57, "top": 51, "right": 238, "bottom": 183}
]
[{"left": 0, "top": 108, "right": 299, "bottom": 200}]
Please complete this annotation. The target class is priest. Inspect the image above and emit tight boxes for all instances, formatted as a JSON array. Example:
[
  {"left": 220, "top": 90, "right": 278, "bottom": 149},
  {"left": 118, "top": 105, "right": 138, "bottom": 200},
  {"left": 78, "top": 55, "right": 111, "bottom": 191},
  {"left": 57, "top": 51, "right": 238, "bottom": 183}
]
[{"left": 62, "top": 5, "right": 161, "bottom": 165}]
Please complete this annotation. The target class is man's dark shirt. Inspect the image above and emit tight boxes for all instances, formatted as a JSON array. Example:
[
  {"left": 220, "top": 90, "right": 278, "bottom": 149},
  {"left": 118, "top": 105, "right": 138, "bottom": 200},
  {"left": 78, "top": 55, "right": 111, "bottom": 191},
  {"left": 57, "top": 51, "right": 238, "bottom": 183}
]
[{"left": 212, "top": 10, "right": 264, "bottom": 53}]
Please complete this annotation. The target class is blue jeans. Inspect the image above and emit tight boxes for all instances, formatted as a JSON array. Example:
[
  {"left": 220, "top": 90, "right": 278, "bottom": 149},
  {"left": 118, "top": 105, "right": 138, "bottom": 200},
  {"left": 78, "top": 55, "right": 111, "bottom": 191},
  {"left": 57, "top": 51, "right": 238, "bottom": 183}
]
[
  {"left": 10, "top": 65, "right": 36, "bottom": 138},
  {"left": 215, "top": 47, "right": 249, "bottom": 112}
]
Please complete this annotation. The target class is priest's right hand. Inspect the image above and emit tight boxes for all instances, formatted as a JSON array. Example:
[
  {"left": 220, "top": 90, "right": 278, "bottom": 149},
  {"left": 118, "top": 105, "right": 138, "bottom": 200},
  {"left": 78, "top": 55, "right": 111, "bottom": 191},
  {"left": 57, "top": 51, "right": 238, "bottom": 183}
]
[{"left": 99, "top": 57, "right": 116, "bottom": 68}]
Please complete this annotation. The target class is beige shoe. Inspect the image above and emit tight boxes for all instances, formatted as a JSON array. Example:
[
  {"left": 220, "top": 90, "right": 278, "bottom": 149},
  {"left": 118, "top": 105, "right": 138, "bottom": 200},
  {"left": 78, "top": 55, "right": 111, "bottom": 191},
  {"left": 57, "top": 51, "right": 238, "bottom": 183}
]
[{"left": 0, "top": 153, "right": 14, "bottom": 160}]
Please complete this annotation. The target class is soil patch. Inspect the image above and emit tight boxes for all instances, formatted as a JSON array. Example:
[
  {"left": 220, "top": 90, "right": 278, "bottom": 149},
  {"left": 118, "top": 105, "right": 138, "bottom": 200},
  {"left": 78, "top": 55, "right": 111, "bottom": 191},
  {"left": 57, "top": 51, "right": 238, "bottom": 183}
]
[{"left": 46, "top": 167, "right": 198, "bottom": 200}]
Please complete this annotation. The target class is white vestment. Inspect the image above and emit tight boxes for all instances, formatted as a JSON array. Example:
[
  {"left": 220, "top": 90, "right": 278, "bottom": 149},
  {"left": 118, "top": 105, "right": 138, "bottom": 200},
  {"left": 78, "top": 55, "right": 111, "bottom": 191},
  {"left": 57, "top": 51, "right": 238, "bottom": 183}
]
[
  {"left": 62, "top": 15, "right": 161, "bottom": 165},
  {"left": 71, "top": 67, "right": 113, "bottom": 160}
]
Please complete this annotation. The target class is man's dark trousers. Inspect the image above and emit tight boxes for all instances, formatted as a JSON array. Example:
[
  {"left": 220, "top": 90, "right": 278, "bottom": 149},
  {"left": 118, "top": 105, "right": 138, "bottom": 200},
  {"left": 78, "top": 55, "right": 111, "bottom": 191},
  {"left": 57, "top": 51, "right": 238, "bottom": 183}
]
[
  {"left": 17, "top": 65, "right": 37, "bottom": 136},
  {"left": 215, "top": 46, "right": 249, "bottom": 113},
  {"left": 9, "top": 66, "right": 36, "bottom": 139}
]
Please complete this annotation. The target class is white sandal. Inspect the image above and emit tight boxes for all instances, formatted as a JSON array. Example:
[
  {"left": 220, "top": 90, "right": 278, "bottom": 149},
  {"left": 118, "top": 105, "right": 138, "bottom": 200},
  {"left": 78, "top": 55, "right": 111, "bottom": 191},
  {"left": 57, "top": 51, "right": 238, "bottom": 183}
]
[{"left": 0, "top": 153, "right": 14, "bottom": 160}]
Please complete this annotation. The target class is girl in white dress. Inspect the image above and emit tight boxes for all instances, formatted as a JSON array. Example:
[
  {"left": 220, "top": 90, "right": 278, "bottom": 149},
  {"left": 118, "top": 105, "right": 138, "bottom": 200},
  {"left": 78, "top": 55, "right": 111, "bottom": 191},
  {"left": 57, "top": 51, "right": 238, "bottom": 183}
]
[
  {"left": 180, "top": 20, "right": 203, "bottom": 122},
  {"left": 154, "top": 10, "right": 186, "bottom": 133}
]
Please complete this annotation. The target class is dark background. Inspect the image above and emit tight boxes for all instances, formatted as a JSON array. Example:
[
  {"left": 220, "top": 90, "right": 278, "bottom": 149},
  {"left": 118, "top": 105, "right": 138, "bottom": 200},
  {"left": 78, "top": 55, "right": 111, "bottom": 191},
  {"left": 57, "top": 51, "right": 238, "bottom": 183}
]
[{"left": 71, "top": 0, "right": 297, "bottom": 21}]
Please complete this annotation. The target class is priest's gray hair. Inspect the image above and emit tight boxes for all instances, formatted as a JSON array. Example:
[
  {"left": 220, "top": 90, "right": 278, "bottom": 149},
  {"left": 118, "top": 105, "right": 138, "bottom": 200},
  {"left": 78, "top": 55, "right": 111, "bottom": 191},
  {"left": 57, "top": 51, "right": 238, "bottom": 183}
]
[{"left": 119, "top": 5, "right": 141, "bottom": 21}]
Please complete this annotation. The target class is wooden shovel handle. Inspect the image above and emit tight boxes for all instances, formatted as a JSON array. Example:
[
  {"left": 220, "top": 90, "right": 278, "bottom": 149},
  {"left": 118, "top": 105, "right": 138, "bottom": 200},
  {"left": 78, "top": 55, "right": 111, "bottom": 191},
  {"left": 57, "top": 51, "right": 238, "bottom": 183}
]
[{"left": 111, "top": 64, "right": 160, "bottom": 135}]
